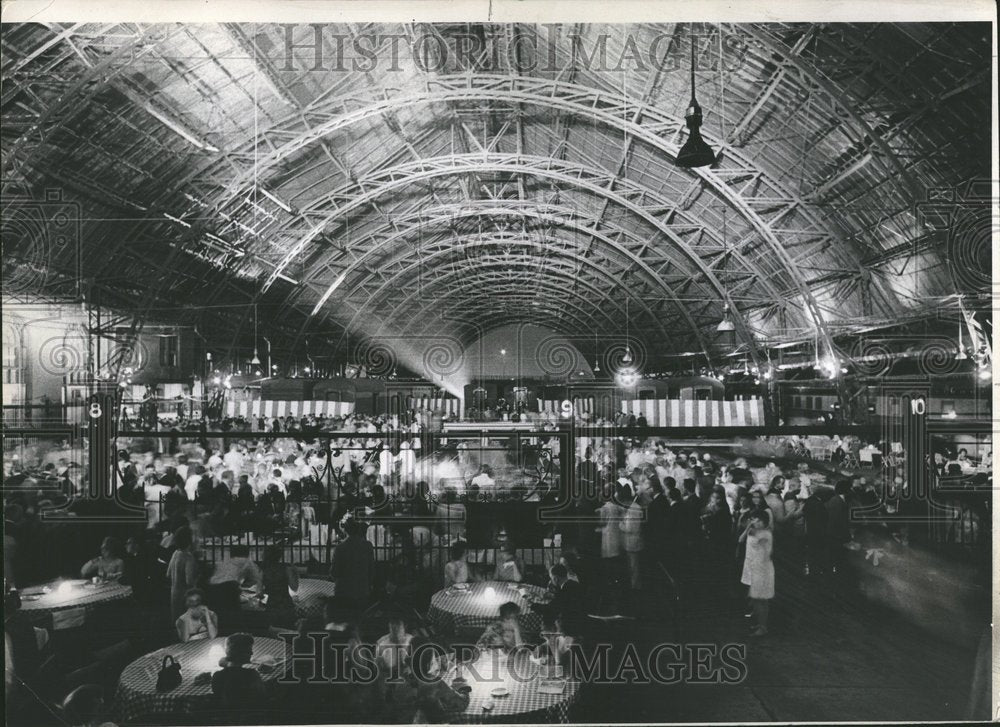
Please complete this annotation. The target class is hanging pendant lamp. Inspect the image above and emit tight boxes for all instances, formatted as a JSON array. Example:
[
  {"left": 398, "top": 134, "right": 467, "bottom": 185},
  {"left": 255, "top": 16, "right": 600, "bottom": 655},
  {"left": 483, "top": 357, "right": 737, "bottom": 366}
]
[
  {"left": 955, "top": 317, "right": 968, "bottom": 360},
  {"left": 622, "top": 294, "right": 633, "bottom": 364},
  {"left": 676, "top": 35, "right": 717, "bottom": 169},
  {"left": 249, "top": 304, "right": 262, "bottom": 365}
]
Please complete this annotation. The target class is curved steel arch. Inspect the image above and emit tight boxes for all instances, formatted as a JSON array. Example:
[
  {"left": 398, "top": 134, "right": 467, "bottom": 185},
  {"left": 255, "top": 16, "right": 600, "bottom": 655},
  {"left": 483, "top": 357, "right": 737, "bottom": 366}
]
[
  {"left": 186, "top": 74, "right": 852, "bottom": 342},
  {"left": 258, "top": 153, "right": 776, "bottom": 366},
  {"left": 319, "top": 233, "right": 674, "bottom": 342},
  {"left": 333, "top": 243, "right": 669, "bottom": 347},
  {"left": 401, "top": 293, "right": 619, "bottom": 346},
  {"left": 742, "top": 26, "right": 923, "bottom": 202},
  {"left": 207, "top": 73, "right": 852, "bottom": 252},
  {"left": 370, "top": 261, "right": 655, "bottom": 348},
  {"left": 289, "top": 203, "right": 708, "bottom": 355},
  {"left": 89, "top": 71, "right": 864, "bottom": 367}
]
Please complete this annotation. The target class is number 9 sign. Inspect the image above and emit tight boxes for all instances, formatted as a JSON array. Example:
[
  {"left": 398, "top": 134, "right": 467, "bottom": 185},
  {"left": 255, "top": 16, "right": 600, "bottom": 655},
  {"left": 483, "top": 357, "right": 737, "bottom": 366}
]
[{"left": 560, "top": 400, "right": 574, "bottom": 418}]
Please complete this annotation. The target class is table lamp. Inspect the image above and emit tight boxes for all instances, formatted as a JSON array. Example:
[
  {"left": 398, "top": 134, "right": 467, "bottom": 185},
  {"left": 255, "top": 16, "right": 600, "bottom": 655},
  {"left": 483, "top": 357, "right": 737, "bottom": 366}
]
[{"left": 208, "top": 644, "right": 226, "bottom": 667}]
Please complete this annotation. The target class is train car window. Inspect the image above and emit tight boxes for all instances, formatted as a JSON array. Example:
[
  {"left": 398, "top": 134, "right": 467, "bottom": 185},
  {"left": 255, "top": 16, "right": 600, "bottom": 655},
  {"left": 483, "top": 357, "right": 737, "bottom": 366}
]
[
  {"left": 695, "top": 388, "right": 711, "bottom": 400},
  {"left": 639, "top": 388, "right": 655, "bottom": 400},
  {"left": 326, "top": 390, "right": 340, "bottom": 401},
  {"left": 813, "top": 396, "right": 822, "bottom": 410}
]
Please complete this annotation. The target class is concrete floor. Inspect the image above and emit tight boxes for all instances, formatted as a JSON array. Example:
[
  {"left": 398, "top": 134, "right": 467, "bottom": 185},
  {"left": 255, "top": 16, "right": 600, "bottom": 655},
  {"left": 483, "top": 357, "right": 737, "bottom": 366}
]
[{"left": 570, "top": 552, "right": 985, "bottom": 723}]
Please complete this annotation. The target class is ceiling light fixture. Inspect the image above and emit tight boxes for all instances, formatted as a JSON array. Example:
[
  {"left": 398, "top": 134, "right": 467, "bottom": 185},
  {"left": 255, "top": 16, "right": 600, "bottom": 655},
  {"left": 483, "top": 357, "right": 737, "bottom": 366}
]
[
  {"left": 593, "top": 330, "right": 601, "bottom": 373},
  {"left": 716, "top": 304, "right": 735, "bottom": 332},
  {"left": 622, "top": 291, "right": 633, "bottom": 364},
  {"left": 249, "top": 303, "right": 261, "bottom": 366},
  {"left": 955, "top": 326, "right": 968, "bottom": 360},
  {"left": 676, "top": 30, "right": 717, "bottom": 169}
]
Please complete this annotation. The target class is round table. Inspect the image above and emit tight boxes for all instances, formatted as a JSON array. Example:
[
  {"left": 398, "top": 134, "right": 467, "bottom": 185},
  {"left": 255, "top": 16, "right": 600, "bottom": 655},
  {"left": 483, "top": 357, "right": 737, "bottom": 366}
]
[
  {"left": 241, "top": 577, "right": 337, "bottom": 621},
  {"left": 113, "top": 636, "right": 288, "bottom": 724},
  {"left": 445, "top": 647, "right": 579, "bottom": 723},
  {"left": 428, "top": 581, "right": 546, "bottom": 636},
  {"left": 18, "top": 579, "right": 132, "bottom": 629}
]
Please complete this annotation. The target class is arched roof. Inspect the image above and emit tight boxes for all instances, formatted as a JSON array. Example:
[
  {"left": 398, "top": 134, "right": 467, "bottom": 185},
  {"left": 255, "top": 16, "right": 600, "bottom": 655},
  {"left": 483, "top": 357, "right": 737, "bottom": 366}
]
[{"left": 2, "top": 21, "right": 991, "bottom": 369}]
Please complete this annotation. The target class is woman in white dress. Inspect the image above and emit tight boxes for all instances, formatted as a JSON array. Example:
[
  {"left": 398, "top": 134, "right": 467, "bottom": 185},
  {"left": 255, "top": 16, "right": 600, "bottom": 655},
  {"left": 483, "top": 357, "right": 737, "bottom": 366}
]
[
  {"left": 619, "top": 485, "right": 645, "bottom": 591},
  {"left": 739, "top": 511, "right": 775, "bottom": 636}
]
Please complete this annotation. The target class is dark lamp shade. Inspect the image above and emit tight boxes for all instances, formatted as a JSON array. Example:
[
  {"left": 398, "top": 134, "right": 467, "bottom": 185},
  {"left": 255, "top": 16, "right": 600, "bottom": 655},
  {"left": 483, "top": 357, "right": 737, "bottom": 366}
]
[{"left": 676, "top": 127, "right": 717, "bottom": 168}]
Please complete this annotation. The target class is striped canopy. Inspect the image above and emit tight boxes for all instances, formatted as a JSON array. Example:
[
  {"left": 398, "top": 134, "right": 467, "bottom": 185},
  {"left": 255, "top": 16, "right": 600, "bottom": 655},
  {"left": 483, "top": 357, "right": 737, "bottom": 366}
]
[
  {"left": 225, "top": 400, "right": 355, "bottom": 419},
  {"left": 407, "top": 397, "right": 463, "bottom": 417},
  {"left": 620, "top": 398, "right": 764, "bottom": 427}
]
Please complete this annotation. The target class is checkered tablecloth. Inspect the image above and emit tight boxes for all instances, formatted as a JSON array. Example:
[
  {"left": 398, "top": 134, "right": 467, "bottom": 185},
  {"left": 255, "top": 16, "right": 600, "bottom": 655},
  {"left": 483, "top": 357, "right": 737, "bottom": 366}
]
[
  {"left": 428, "top": 581, "right": 546, "bottom": 636},
  {"left": 445, "top": 648, "right": 579, "bottom": 723},
  {"left": 112, "top": 637, "right": 288, "bottom": 723},
  {"left": 241, "top": 577, "right": 336, "bottom": 620},
  {"left": 18, "top": 579, "right": 132, "bottom": 627}
]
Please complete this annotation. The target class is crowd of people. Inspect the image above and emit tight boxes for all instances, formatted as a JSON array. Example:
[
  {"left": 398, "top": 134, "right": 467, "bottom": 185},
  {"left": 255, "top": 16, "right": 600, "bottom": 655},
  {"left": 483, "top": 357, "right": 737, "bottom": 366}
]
[{"left": 3, "top": 416, "right": 992, "bottom": 724}]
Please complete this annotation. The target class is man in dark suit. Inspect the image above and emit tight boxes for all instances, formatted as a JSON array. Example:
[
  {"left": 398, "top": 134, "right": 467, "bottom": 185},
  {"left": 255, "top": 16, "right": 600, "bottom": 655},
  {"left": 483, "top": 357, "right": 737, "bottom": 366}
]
[
  {"left": 825, "top": 480, "right": 852, "bottom": 580},
  {"left": 644, "top": 479, "right": 670, "bottom": 564},
  {"left": 672, "top": 478, "right": 702, "bottom": 584},
  {"left": 542, "top": 564, "right": 585, "bottom": 636},
  {"left": 801, "top": 485, "right": 828, "bottom": 576},
  {"left": 678, "top": 478, "right": 702, "bottom": 545},
  {"left": 329, "top": 518, "right": 375, "bottom": 611}
]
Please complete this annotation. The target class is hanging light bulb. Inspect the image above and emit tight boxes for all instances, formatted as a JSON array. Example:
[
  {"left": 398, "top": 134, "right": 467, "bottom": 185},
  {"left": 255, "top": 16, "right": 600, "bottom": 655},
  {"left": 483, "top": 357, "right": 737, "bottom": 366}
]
[
  {"left": 954, "top": 316, "right": 968, "bottom": 360},
  {"left": 250, "top": 303, "right": 261, "bottom": 365},
  {"left": 716, "top": 304, "right": 735, "bottom": 332},
  {"left": 621, "top": 286, "right": 634, "bottom": 366},
  {"left": 676, "top": 33, "right": 717, "bottom": 169}
]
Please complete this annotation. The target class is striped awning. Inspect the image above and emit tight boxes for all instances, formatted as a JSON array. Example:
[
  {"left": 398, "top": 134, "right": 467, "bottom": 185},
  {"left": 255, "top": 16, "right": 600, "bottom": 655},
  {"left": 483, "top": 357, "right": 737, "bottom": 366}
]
[
  {"left": 620, "top": 398, "right": 764, "bottom": 427},
  {"left": 407, "top": 397, "right": 463, "bottom": 417},
  {"left": 224, "top": 400, "right": 355, "bottom": 418},
  {"left": 537, "top": 397, "right": 595, "bottom": 414}
]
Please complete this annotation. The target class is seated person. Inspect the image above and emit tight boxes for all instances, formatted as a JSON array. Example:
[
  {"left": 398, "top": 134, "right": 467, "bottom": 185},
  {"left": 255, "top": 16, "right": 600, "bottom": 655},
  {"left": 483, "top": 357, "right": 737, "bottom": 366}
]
[
  {"left": 492, "top": 545, "right": 524, "bottom": 583},
  {"left": 212, "top": 633, "right": 265, "bottom": 709},
  {"left": 536, "top": 564, "right": 586, "bottom": 637},
  {"left": 380, "top": 637, "right": 469, "bottom": 723},
  {"left": 311, "top": 600, "right": 369, "bottom": 719},
  {"left": 176, "top": 588, "right": 219, "bottom": 643},
  {"left": 207, "top": 544, "right": 263, "bottom": 612},
  {"left": 443, "top": 542, "right": 469, "bottom": 586},
  {"left": 261, "top": 544, "right": 298, "bottom": 623},
  {"left": 375, "top": 611, "right": 413, "bottom": 673},
  {"left": 476, "top": 601, "right": 525, "bottom": 651},
  {"left": 80, "top": 537, "right": 125, "bottom": 581},
  {"left": 534, "top": 614, "right": 575, "bottom": 669},
  {"left": 559, "top": 553, "right": 581, "bottom": 584}
]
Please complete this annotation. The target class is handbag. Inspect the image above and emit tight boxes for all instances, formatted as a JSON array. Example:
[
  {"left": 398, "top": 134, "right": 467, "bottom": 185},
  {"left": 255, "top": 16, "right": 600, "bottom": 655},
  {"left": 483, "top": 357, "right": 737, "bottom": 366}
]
[{"left": 156, "top": 655, "right": 182, "bottom": 692}]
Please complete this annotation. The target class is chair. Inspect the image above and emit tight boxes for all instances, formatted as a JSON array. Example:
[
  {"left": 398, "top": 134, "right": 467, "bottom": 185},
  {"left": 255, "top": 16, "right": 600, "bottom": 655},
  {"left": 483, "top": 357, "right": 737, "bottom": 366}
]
[{"left": 60, "top": 684, "right": 106, "bottom": 726}]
